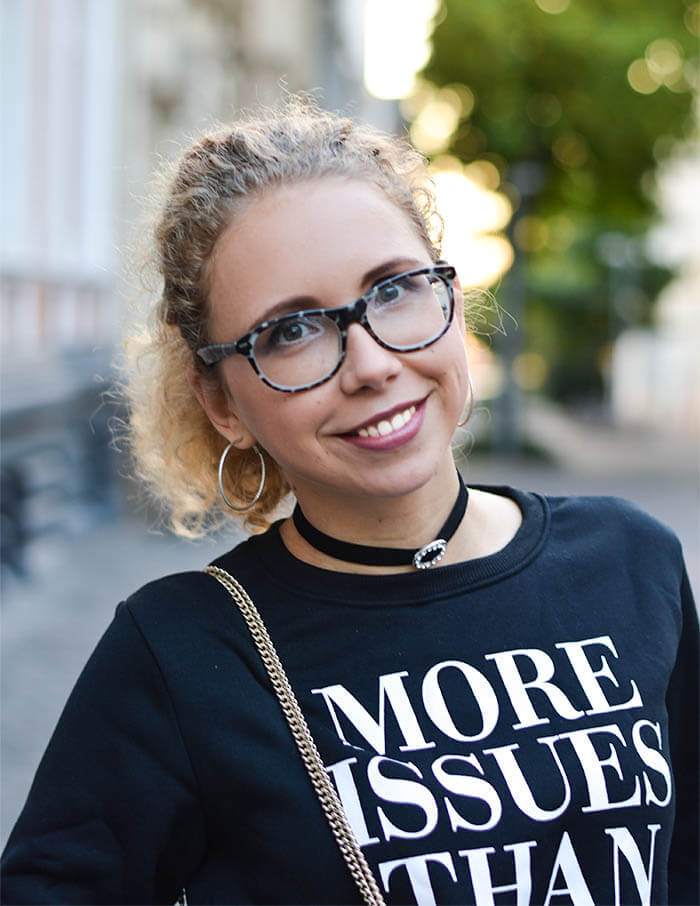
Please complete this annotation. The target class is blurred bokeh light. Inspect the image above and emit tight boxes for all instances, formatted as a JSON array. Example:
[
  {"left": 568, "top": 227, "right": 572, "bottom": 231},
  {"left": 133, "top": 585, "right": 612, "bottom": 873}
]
[{"left": 363, "top": 0, "right": 439, "bottom": 100}]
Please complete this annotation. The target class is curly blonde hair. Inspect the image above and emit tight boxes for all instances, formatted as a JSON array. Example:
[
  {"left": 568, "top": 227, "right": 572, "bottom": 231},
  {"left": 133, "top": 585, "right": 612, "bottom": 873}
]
[{"left": 122, "top": 96, "right": 443, "bottom": 537}]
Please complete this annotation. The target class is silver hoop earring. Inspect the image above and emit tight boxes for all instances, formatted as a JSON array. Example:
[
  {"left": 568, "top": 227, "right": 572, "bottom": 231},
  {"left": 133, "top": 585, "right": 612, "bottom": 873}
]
[
  {"left": 218, "top": 443, "right": 266, "bottom": 512},
  {"left": 457, "top": 373, "right": 475, "bottom": 428}
]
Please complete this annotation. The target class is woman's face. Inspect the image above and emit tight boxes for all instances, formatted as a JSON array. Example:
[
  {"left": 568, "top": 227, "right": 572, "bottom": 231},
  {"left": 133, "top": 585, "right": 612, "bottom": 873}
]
[{"left": 200, "top": 177, "right": 469, "bottom": 513}]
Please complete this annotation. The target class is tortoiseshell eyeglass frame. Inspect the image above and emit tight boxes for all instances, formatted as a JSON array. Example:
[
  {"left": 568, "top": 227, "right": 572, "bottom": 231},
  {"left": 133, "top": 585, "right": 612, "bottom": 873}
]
[{"left": 196, "top": 264, "right": 456, "bottom": 393}]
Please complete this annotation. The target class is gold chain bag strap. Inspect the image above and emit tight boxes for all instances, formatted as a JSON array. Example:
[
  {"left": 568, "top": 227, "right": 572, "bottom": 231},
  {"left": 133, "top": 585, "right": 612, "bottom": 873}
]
[{"left": 204, "top": 565, "right": 387, "bottom": 906}]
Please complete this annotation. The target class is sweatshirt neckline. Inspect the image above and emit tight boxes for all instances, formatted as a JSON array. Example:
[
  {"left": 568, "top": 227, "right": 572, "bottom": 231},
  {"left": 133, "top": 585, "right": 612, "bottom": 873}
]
[{"left": 230, "top": 486, "right": 550, "bottom": 606}]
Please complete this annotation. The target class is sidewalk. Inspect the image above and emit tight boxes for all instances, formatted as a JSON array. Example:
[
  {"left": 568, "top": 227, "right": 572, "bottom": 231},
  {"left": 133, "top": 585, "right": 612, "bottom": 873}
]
[{"left": 521, "top": 397, "right": 698, "bottom": 478}]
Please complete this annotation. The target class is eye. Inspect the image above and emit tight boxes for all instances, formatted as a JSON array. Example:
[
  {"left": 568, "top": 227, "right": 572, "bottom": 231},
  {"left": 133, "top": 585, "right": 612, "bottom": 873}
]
[
  {"left": 262, "top": 314, "right": 325, "bottom": 351},
  {"left": 376, "top": 282, "right": 402, "bottom": 304},
  {"left": 374, "top": 274, "right": 422, "bottom": 306}
]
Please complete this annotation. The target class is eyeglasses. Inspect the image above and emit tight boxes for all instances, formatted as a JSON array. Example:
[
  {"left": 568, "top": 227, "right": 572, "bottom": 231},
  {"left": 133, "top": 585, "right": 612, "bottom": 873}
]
[{"left": 197, "top": 264, "right": 456, "bottom": 392}]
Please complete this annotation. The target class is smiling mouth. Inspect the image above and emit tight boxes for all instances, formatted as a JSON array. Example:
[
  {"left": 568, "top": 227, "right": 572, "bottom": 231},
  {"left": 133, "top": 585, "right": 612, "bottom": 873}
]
[{"left": 353, "top": 405, "right": 417, "bottom": 438}]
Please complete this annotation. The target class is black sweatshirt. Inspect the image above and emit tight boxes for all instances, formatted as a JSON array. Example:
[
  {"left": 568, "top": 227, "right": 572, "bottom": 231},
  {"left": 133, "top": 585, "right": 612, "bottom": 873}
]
[{"left": 2, "top": 488, "right": 698, "bottom": 905}]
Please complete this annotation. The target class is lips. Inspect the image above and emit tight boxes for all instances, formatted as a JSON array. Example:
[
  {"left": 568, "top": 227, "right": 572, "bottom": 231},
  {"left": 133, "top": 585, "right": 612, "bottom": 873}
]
[
  {"left": 338, "top": 398, "right": 426, "bottom": 451},
  {"left": 355, "top": 405, "right": 417, "bottom": 438},
  {"left": 345, "top": 399, "right": 423, "bottom": 436}
]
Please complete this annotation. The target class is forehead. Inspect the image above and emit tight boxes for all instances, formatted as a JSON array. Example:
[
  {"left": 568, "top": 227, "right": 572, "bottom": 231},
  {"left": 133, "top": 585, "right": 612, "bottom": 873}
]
[{"left": 207, "top": 178, "right": 431, "bottom": 331}]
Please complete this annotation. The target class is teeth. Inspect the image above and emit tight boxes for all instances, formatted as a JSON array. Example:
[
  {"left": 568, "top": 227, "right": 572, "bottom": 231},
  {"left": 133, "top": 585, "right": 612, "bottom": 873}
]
[{"left": 357, "top": 405, "right": 416, "bottom": 438}]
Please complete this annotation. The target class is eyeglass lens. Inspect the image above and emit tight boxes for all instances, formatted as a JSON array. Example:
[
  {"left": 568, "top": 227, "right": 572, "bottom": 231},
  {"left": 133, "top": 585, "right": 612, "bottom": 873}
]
[{"left": 253, "top": 271, "right": 451, "bottom": 390}]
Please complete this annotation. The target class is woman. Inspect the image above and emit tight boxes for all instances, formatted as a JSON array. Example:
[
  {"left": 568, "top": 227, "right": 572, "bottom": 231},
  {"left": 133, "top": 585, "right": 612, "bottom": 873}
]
[{"left": 2, "top": 99, "right": 697, "bottom": 905}]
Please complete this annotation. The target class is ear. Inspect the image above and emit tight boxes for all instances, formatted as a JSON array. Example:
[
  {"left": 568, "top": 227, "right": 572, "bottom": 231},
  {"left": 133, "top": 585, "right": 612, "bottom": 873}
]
[{"left": 188, "top": 366, "right": 257, "bottom": 450}]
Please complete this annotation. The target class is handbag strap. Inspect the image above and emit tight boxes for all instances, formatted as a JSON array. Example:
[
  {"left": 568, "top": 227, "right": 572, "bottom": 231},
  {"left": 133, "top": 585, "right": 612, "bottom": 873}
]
[{"left": 204, "top": 565, "right": 386, "bottom": 906}]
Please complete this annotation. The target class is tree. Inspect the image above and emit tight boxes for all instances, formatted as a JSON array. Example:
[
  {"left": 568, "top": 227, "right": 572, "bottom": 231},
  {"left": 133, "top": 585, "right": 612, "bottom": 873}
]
[{"left": 422, "top": 0, "right": 698, "bottom": 401}]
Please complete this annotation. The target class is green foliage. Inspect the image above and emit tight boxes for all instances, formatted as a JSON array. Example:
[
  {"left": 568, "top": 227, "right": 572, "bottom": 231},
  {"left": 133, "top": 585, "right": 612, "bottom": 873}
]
[{"left": 422, "top": 0, "right": 697, "bottom": 400}]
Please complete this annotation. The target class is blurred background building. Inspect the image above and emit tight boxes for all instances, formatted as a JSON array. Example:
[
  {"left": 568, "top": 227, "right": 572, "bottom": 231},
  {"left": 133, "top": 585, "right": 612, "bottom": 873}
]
[
  {"left": 1, "top": 0, "right": 699, "bottom": 847},
  {"left": 0, "top": 0, "right": 403, "bottom": 569}
]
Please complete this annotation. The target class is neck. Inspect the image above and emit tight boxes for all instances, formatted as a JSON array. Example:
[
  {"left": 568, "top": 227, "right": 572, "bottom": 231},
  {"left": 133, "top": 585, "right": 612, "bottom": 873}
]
[{"left": 282, "top": 460, "right": 465, "bottom": 573}]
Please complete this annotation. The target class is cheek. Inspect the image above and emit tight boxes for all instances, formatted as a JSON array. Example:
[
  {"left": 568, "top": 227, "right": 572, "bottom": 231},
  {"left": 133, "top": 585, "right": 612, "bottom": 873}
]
[
  {"left": 217, "top": 364, "right": 281, "bottom": 437},
  {"left": 435, "top": 329, "right": 471, "bottom": 413},
  {"left": 231, "top": 382, "right": 327, "bottom": 455},
  {"left": 440, "top": 321, "right": 470, "bottom": 379}
]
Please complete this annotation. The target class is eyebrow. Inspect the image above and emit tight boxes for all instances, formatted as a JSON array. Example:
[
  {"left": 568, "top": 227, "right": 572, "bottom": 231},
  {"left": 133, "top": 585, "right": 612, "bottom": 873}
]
[{"left": 245, "top": 256, "right": 428, "bottom": 333}]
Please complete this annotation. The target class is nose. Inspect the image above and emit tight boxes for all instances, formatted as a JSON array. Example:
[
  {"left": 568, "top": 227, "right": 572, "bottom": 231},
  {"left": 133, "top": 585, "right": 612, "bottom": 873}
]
[{"left": 338, "top": 323, "right": 402, "bottom": 394}]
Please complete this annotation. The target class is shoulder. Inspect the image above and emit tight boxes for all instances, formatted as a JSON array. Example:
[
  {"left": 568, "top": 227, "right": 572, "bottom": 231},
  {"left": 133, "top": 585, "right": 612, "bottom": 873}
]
[
  {"left": 546, "top": 492, "right": 682, "bottom": 554},
  {"left": 107, "top": 560, "right": 271, "bottom": 696},
  {"left": 126, "top": 569, "right": 221, "bottom": 610},
  {"left": 123, "top": 570, "right": 228, "bottom": 630},
  {"left": 538, "top": 492, "right": 688, "bottom": 609},
  {"left": 116, "top": 528, "right": 283, "bottom": 654},
  {"left": 123, "top": 527, "right": 277, "bottom": 622}
]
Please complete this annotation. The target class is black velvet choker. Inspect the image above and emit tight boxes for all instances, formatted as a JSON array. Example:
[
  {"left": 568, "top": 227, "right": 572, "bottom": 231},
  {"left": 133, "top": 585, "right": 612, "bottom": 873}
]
[{"left": 292, "top": 474, "right": 468, "bottom": 570}]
